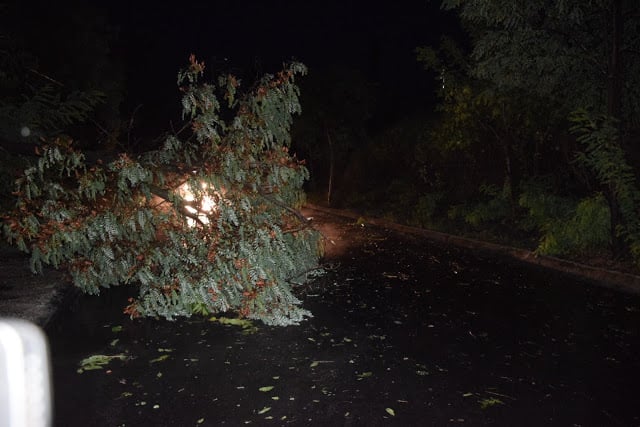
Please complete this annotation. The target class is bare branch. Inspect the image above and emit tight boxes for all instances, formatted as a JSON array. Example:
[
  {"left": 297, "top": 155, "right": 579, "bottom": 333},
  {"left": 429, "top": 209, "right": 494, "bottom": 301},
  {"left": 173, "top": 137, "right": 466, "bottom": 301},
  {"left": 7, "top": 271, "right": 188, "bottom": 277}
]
[{"left": 259, "top": 193, "right": 311, "bottom": 226}]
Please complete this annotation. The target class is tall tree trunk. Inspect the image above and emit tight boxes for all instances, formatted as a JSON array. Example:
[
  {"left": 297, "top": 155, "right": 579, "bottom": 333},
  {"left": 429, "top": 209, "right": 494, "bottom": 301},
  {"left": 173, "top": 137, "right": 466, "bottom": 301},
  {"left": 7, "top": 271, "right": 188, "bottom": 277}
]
[
  {"left": 501, "top": 139, "right": 517, "bottom": 215},
  {"left": 326, "top": 127, "right": 334, "bottom": 207},
  {"left": 482, "top": 114, "right": 518, "bottom": 216},
  {"left": 607, "top": 0, "right": 623, "bottom": 121},
  {"left": 606, "top": 0, "right": 625, "bottom": 256}
]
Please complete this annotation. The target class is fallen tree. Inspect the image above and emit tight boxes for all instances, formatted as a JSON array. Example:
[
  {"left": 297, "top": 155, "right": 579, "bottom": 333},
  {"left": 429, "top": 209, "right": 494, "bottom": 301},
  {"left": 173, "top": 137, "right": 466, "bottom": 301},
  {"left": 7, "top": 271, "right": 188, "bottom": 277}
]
[{"left": 2, "top": 55, "right": 323, "bottom": 326}]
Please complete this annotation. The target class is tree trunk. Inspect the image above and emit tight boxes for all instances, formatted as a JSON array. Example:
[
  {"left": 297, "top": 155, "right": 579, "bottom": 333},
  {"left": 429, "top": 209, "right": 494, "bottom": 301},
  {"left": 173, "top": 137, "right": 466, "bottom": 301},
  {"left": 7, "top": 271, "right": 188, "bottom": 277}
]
[
  {"left": 606, "top": 0, "right": 623, "bottom": 121},
  {"left": 325, "top": 127, "right": 334, "bottom": 207},
  {"left": 501, "top": 139, "right": 516, "bottom": 215},
  {"left": 606, "top": 0, "right": 625, "bottom": 256}
]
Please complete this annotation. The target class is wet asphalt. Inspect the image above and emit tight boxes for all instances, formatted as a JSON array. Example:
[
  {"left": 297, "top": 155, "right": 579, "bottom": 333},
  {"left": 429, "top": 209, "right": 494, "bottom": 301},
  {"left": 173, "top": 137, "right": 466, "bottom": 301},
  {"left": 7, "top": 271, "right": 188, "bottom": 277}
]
[{"left": 45, "top": 209, "right": 640, "bottom": 426}]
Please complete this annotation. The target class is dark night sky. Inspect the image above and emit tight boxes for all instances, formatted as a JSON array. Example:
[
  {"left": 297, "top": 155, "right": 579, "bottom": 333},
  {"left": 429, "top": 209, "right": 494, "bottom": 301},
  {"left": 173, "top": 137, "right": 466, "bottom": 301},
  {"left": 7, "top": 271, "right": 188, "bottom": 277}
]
[
  {"left": 10, "top": 0, "right": 459, "bottom": 137},
  {"left": 104, "top": 0, "right": 458, "bottom": 125},
  {"left": 110, "top": 1, "right": 453, "bottom": 73}
]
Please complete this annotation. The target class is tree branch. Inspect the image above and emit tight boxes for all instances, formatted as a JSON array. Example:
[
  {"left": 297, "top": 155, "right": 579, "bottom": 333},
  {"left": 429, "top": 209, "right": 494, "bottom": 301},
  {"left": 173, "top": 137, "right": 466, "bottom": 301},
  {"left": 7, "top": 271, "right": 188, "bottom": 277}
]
[
  {"left": 148, "top": 184, "right": 206, "bottom": 226},
  {"left": 259, "top": 193, "right": 311, "bottom": 227}
]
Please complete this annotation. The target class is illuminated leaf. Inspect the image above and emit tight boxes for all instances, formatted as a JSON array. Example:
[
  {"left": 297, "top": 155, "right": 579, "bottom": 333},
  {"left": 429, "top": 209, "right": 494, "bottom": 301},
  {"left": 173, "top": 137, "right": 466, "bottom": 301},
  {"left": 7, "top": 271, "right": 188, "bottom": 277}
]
[
  {"left": 479, "top": 398, "right": 504, "bottom": 409},
  {"left": 77, "top": 354, "right": 128, "bottom": 374},
  {"left": 150, "top": 354, "right": 170, "bottom": 364}
]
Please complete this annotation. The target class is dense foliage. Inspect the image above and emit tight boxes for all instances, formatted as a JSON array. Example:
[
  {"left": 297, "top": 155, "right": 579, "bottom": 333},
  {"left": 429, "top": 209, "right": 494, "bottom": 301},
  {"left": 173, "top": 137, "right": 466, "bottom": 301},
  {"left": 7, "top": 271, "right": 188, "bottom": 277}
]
[
  {"left": 2, "top": 56, "right": 322, "bottom": 325},
  {"left": 434, "top": 0, "right": 640, "bottom": 261},
  {"left": 298, "top": 0, "right": 640, "bottom": 269},
  {"left": 405, "top": 0, "right": 640, "bottom": 265},
  {"left": 570, "top": 110, "right": 640, "bottom": 260},
  {"left": 0, "top": 1, "right": 124, "bottom": 210}
]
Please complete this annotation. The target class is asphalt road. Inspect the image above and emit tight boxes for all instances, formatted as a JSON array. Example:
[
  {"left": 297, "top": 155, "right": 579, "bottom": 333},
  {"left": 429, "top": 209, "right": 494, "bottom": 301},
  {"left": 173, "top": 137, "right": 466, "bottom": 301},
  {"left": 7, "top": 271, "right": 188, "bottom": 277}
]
[
  {"left": 44, "top": 207, "right": 640, "bottom": 426},
  {"left": 0, "top": 242, "right": 67, "bottom": 326}
]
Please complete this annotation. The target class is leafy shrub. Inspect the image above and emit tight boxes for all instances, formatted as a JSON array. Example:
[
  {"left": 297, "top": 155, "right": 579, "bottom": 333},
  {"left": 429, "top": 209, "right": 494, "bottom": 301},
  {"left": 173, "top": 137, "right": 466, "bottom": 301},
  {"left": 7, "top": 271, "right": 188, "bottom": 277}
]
[
  {"left": 570, "top": 110, "right": 640, "bottom": 264},
  {"left": 535, "top": 193, "right": 610, "bottom": 256},
  {"left": 517, "top": 177, "right": 610, "bottom": 256},
  {"left": 461, "top": 183, "right": 511, "bottom": 227},
  {"left": 410, "top": 192, "right": 443, "bottom": 228},
  {"left": 517, "top": 176, "right": 576, "bottom": 233}
]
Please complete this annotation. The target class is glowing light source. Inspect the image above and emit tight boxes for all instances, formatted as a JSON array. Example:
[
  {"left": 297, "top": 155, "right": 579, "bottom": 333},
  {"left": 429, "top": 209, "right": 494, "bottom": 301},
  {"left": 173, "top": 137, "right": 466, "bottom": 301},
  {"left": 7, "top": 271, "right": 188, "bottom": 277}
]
[{"left": 176, "top": 181, "right": 217, "bottom": 227}]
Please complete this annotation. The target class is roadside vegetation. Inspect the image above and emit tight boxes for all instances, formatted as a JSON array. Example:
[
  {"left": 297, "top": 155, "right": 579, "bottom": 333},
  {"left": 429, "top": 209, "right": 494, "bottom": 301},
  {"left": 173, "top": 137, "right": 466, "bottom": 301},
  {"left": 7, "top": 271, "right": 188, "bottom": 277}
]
[{"left": 294, "top": 0, "right": 640, "bottom": 272}]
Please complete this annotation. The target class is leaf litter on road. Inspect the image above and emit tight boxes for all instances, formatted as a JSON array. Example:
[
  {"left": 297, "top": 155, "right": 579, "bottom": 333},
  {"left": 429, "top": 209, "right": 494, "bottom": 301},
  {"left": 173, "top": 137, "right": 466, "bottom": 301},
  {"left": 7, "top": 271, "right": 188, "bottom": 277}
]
[
  {"left": 77, "top": 354, "right": 129, "bottom": 373},
  {"left": 49, "top": 208, "right": 640, "bottom": 426}
]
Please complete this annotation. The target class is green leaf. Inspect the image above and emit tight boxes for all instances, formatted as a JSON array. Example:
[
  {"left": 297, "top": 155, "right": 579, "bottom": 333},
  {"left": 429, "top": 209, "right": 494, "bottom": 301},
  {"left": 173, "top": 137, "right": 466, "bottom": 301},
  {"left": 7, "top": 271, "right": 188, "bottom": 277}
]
[
  {"left": 210, "top": 316, "right": 255, "bottom": 329},
  {"left": 259, "top": 386, "right": 275, "bottom": 392},
  {"left": 257, "top": 407, "right": 271, "bottom": 415},
  {"left": 479, "top": 397, "right": 504, "bottom": 409},
  {"left": 77, "top": 354, "right": 128, "bottom": 373},
  {"left": 149, "top": 354, "right": 170, "bottom": 364},
  {"left": 385, "top": 408, "right": 395, "bottom": 416}
]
